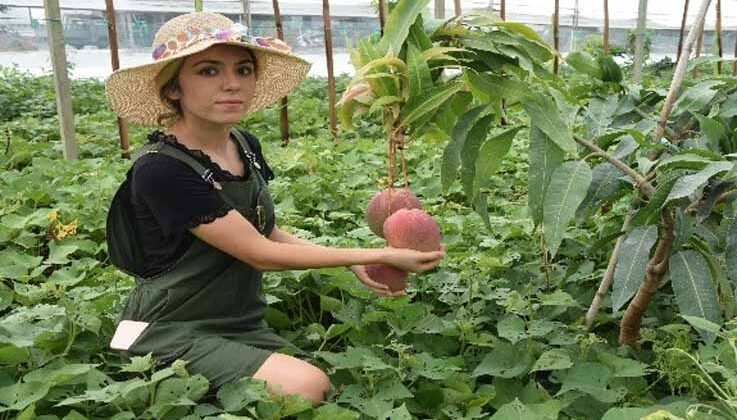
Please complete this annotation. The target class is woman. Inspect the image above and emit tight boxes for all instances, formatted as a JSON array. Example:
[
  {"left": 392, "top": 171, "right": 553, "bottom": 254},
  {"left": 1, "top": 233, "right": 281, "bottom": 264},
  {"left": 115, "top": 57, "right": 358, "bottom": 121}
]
[{"left": 104, "top": 12, "right": 444, "bottom": 406}]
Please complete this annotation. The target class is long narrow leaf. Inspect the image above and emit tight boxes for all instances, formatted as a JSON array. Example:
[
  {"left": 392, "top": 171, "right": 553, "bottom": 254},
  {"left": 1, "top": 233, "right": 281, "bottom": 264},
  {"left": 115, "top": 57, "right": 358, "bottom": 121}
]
[
  {"left": 611, "top": 226, "right": 658, "bottom": 312},
  {"left": 441, "top": 105, "right": 488, "bottom": 193},
  {"left": 544, "top": 161, "right": 592, "bottom": 257},
  {"left": 460, "top": 115, "right": 494, "bottom": 200},
  {"left": 670, "top": 250, "right": 722, "bottom": 343},
  {"left": 407, "top": 44, "right": 433, "bottom": 100},
  {"left": 522, "top": 94, "right": 577, "bottom": 154},
  {"left": 400, "top": 82, "right": 463, "bottom": 128},
  {"left": 473, "top": 127, "right": 523, "bottom": 198},
  {"left": 665, "top": 161, "right": 734, "bottom": 205},
  {"left": 378, "top": 0, "right": 432, "bottom": 55},
  {"left": 528, "top": 126, "right": 565, "bottom": 226}
]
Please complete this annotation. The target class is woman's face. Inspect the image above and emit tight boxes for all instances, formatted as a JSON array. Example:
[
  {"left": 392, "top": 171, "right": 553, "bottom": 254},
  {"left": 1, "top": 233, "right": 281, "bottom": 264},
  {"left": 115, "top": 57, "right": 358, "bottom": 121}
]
[{"left": 167, "top": 44, "right": 257, "bottom": 126}]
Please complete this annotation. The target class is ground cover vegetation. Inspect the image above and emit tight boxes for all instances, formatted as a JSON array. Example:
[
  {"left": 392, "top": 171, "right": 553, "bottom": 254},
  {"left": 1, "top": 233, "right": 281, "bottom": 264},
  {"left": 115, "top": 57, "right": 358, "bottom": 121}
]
[{"left": 2, "top": 1, "right": 737, "bottom": 418}]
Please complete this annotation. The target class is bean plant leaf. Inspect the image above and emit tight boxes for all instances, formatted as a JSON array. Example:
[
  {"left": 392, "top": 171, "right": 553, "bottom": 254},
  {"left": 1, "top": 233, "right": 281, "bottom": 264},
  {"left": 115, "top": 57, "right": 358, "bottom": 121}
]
[
  {"left": 460, "top": 115, "right": 494, "bottom": 200},
  {"left": 472, "top": 127, "right": 523, "bottom": 198},
  {"left": 665, "top": 161, "right": 733, "bottom": 205},
  {"left": 669, "top": 250, "right": 722, "bottom": 343},
  {"left": 377, "top": 0, "right": 431, "bottom": 55},
  {"left": 531, "top": 349, "right": 573, "bottom": 373},
  {"left": 472, "top": 341, "right": 532, "bottom": 378},
  {"left": 611, "top": 225, "right": 658, "bottom": 312},
  {"left": 441, "top": 105, "right": 488, "bottom": 193},
  {"left": 543, "top": 160, "right": 593, "bottom": 257},
  {"left": 522, "top": 94, "right": 577, "bottom": 154},
  {"left": 528, "top": 126, "right": 565, "bottom": 226}
]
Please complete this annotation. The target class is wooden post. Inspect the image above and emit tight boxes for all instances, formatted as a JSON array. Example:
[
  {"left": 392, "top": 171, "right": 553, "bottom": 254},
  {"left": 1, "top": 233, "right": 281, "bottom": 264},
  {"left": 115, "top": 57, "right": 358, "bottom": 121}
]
[
  {"left": 677, "top": 0, "right": 690, "bottom": 62},
  {"left": 554, "top": 0, "right": 560, "bottom": 74},
  {"left": 435, "top": 0, "right": 445, "bottom": 19},
  {"left": 632, "top": 0, "right": 648, "bottom": 84},
  {"left": 194, "top": 0, "right": 203, "bottom": 12},
  {"left": 322, "top": 0, "right": 337, "bottom": 138},
  {"left": 378, "top": 0, "right": 386, "bottom": 35},
  {"left": 454, "top": 0, "right": 461, "bottom": 17},
  {"left": 716, "top": 0, "right": 722, "bottom": 73},
  {"left": 733, "top": 20, "right": 737, "bottom": 75},
  {"left": 271, "top": 0, "right": 290, "bottom": 146},
  {"left": 43, "top": 0, "right": 77, "bottom": 160},
  {"left": 500, "top": 0, "right": 506, "bottom": 20},
  {"left": 603, "top": 0, "right": 610, "bottom": 55},
  {"left": 105, "top": 0, "right": 130, "bottom": 158}
]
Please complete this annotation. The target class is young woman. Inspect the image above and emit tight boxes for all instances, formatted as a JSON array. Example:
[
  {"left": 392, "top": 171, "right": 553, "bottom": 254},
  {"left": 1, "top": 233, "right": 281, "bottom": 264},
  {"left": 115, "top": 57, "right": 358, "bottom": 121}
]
[{"left": 104, "top": 12, "right": 444, "bottom": 406}]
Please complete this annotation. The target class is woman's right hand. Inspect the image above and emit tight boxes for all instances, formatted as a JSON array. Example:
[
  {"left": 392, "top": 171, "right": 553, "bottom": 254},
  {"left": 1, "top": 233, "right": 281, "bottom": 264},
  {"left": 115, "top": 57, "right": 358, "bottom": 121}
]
[{"left": 382, "top": 246, "right": 445, "bottom": 273}]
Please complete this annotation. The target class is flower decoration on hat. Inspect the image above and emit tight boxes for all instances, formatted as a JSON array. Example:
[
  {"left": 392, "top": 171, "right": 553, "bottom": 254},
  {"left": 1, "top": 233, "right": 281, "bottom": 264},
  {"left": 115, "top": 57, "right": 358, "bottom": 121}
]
[{"left": 152, "top": 22, "right": 292, "bottom": 61}]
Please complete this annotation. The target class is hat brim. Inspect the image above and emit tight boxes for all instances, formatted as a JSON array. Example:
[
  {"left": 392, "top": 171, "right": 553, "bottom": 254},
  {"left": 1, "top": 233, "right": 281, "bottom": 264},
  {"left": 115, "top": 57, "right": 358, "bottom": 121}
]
[{"left": 105, "top": 39, "right": 312, "bottom": 126}]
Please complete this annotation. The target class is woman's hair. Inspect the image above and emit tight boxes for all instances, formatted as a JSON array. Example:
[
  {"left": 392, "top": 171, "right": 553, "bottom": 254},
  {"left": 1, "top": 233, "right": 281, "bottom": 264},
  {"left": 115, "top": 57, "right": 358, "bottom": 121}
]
[{"left": 156, "top": 48, "right": 258, "bottom": 127}]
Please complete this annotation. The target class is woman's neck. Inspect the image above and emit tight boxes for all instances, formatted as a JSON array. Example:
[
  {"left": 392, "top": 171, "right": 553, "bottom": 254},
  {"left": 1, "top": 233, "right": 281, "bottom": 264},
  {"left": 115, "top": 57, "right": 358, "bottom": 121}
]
[{"left": 167, "top": 118, "right": 233, "bottom": 154}]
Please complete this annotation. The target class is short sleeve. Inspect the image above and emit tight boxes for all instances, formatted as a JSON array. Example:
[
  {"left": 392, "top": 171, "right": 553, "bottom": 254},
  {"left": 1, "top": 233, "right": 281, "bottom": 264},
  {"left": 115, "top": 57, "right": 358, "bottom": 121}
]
[{"left": 131, "top": 154, "right": 232, "bottom": 236}]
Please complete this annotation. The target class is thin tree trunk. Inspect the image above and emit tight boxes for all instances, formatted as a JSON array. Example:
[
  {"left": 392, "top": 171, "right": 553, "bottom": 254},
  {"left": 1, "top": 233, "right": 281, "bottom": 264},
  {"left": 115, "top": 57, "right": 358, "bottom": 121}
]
[
  {"left": 619, "top": 211, "right": 675, "bottom": 347},
  {"left": 733, "top": 21, "right": 737, "bottom": 75},
  {"left": 554, "top": 0, "right": 560, "bottom": 74},
  {"left": 378, "top": 0, "right": 386, "bottom": 36},
  {"left": 241, "top": 0, "right": 251, "bottom": 28},
  {"left": 633, "top": 0, "right": 648, "bottom": 84},
  {"left": 435, "top": 0, "right": 445, "bottom": 19},
  {"left": 500, "top": 0, "right": 506, "bottom": 20},
  {"left": 454, "top": 0, "right": 461, "bottom": 17},
  {"left": 603, "top": 0, "right": 609, "bottom": 55},
  {"left": 44, "top": 0, "right": 77, "bottom": 160},
  {"left": 656, "top": 0, "right": 713, "bottom": 143},
  {"left": 322, "top": 0, "right": 337, "bottom": 138},
  {"left": 677, "top": 0, "right": 690, "bottom": 62},
  {"left": 272, "top": 0, "right": 290, "bottom": 146},
  {"left": 716, "top": 0, "right": 723, "bottom": 73},
  {"left": 105, "top": 0, "right": 130, "bottom": 159}
]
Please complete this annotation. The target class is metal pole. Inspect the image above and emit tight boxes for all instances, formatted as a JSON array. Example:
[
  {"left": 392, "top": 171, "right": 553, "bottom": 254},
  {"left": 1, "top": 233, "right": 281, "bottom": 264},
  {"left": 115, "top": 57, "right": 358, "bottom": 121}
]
[
  {"left": 271, "top": 0, "right": 290, "bottom": 146},
  {"left": 322, "top": 0, "right": 337, "bottom": 138},
  {"left": 43, "top": 0, "right": 77, "bottom": 160}
]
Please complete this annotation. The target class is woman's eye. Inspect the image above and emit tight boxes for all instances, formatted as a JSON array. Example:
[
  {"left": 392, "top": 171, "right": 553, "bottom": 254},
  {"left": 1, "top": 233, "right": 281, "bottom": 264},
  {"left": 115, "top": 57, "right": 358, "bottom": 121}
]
[
  {"left": 239, "top": 66, "right": 254, "bottom": 76},
  {"left": 198, "top": 67, "right": 217, "bottom": 76}
]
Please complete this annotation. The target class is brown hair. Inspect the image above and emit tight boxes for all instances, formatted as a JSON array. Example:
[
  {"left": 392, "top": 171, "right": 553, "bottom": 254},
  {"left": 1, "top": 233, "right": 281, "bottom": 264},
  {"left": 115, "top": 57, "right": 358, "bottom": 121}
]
[{"left": 155, "top": 48, "right": 258, "bottom": 127}]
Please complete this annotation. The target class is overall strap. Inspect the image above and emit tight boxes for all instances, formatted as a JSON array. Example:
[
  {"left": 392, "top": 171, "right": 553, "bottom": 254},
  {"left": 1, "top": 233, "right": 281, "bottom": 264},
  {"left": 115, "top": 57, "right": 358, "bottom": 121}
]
[
  {"left": 230, "top": 128, "right": 263, "bottom": 172},
  {"left": 134, "top": 142, "right": 239, "bottom": 208}
]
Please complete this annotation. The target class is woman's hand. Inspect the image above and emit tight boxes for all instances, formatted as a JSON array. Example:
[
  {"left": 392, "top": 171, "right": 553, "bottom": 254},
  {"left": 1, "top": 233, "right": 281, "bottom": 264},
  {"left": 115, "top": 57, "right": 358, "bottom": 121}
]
[
  {"left": 382, "top": 246, "right": 445, "bottom": 272},
  {"left": 349, "top": 265, "right": 406, "bottom": 297}
]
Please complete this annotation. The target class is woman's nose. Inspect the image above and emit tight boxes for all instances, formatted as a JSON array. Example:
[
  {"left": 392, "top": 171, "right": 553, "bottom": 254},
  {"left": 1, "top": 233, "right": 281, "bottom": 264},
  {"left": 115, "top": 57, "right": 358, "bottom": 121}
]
[{"left": 223, "top": 69, "right": 241, "bottom": 90}]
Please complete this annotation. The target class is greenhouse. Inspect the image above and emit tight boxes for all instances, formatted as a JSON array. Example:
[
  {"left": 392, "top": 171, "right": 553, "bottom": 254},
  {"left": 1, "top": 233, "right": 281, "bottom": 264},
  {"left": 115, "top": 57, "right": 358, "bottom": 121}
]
[{"left": 1, "top": 0, "right": 737, "bottom": 418}]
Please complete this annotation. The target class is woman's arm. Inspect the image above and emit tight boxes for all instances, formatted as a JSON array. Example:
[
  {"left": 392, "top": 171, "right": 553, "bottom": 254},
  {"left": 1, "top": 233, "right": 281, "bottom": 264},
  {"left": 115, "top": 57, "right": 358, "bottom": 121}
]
[
  {"left": 191, "top": 210, "right": 444, "bottom": 272},
  {"left": 268, "top": 225, "right": 316, "bottom": 247}
]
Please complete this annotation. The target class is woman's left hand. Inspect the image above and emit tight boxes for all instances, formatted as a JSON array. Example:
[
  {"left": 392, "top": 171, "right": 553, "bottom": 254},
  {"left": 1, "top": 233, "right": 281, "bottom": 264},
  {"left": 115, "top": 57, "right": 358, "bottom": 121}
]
[{"left": 349, "top": 265, "right": 406, "bottom": 297}]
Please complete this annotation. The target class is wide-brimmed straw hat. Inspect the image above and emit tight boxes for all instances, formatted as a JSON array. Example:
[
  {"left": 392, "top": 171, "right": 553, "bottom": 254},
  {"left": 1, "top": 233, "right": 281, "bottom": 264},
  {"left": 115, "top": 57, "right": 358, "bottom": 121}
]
[{"left": 105, "top": 12, "right": 311, "bottom": 126}]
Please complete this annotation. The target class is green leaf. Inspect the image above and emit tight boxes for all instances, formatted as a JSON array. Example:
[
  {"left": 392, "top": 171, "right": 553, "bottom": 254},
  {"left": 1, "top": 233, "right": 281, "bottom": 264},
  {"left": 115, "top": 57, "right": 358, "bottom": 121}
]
[
  {"left": 673, "top": 80, "right": 722, "bottom": 114},
  {"left": 120, "top": 354, "right": 153, "bottom": 373},
  {"left": 522, "top": 94, "right": 576, "bottom": 154},
  {"left": 565, "top": 52, "right": 602, "bottom": 79},
  {"left": 665, "top": 161, "right": 733, "bottom": 205},
  {"left": 497, "top": 315, "right": 527, "bottom": 344},
  {"left": 490, "top": 399, "right": 547, "bottom": 420},
  {"left": 460, "top": 115, "right": 494, "bottom": 200},
  {"left": 596, "top": 351, "right": 650, "bottom": 378},
  {"left": 217, "top": 378, "right": 270, "bottom": 412},
  {"left": 528, "top": 126, "right": 565, "bottom": 226},
  {"left": 577, "top": 162, "right": 625, "bottom": 216},
  {"left": 442, "top": 106, "right": 488, "bottom": 193},
  {"left": 680, "top": 315, "right": 722, "bottom": 335},
  {"left": 0, "top": 382, "right": 50, "bottom": 412},
  {"left": 472, "top": 341, "right": 532, "bottom": 378},
  {"left": 407, "top": 44, "right": 432, "bottom": 100},
  {"left": 696, "top": 115, "right": 726, "bottom": 151},
  {"left": 493, "top": 22, "right": 546, "bottom": 44},
  {"left": 726, "top": 215, "right": 737, "bottom": 291},
  {"left": 400, "top": 81, "right": 463, "bottom": 128},
  {"left": 472, "top": 127, "right": 522, "bottom": 199},
  {"left": 312, "top": 404, "right": 360, "bottom": 420},
  {"left": 530, "top": 349, "right": 573, "bottom": 373},
  {"left": 611, "top": 225, "right": 658, "bottom": 312},
  {"left": 377, "top": 0, "right": 432, "bottom": 55},
  {"left": 669, "top": 250, "right": 722, "bottom": 343},
  {"left": 367, "top": 95, "right": 401, "bottom": 115},
  {"left": 557, "top": 362, "right": 625, "bottom": 403},
  {"left": 543, "top": 160, "right": 593, "bottom": 257},
  {"left": 406, "top": 14, "right": 432, "bottom": 51}
]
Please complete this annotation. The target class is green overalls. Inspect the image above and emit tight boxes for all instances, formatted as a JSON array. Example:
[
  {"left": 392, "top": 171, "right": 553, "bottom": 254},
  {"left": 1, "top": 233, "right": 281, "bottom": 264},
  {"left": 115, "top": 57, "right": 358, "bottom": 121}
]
[{"left": 107, "top": 129, "right": 300, "bottom": 389}]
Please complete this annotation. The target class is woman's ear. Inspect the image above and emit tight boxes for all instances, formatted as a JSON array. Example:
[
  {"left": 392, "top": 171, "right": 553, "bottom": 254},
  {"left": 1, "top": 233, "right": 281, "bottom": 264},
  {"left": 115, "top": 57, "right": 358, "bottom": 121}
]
[{"left": 166, "top": 86, "right": 182, "bottom": 101}]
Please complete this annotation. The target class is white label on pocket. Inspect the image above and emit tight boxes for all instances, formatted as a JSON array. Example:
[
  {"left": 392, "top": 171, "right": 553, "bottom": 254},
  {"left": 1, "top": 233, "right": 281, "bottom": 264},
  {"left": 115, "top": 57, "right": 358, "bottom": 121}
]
[{"left": 109, "top": 320, "right": 149, "bottom": 351}]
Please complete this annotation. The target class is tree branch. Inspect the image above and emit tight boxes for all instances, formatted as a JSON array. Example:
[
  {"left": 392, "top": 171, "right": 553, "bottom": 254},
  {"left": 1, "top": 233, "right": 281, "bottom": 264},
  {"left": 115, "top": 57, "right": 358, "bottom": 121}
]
[{"left": 573, "top": 136, "right": 656, "bottom": 197}]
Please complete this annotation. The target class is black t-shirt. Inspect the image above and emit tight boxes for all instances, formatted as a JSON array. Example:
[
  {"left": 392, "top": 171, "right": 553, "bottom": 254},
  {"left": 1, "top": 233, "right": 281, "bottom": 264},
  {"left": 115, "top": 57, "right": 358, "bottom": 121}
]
[{"left": 129, "top": 129, "right": 274, "bottom": 278}]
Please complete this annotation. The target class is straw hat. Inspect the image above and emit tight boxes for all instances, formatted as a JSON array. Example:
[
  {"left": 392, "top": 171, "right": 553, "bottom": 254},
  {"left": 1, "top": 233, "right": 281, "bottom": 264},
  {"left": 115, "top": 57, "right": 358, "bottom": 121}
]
[{"left": 105, "top": 12, "right": 311, "bottom": 126}]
